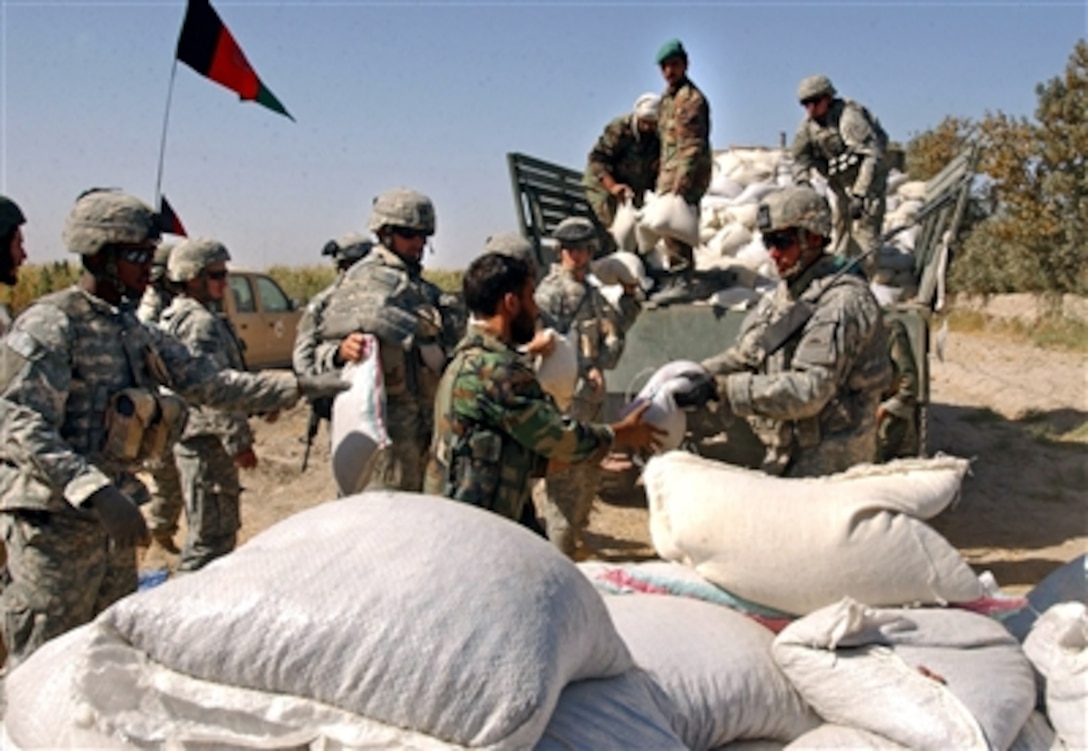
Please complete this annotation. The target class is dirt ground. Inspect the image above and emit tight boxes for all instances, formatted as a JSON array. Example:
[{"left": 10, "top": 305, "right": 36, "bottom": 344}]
[{"left": 143, "top": 328, "right": 1087, "bottom": 595}]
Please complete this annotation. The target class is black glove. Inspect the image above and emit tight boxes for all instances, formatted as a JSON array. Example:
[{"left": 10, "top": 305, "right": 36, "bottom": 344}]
[
  {"left": 296, "top": 372, "right": 351, "bottom": 401},
  {"left": 672, "top": 371, "right": 719, "bottom": 409},
  {"left": 88, "top": 485, "right": 149, "bottom": 548},
  {"left": 848, "top": 194, "right": 866, "bottom": 220}
]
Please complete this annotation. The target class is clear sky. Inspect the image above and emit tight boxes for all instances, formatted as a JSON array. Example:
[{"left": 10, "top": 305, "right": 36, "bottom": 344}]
[{"left": 1, "top": 0, "right": 1084, "bottom": 271}]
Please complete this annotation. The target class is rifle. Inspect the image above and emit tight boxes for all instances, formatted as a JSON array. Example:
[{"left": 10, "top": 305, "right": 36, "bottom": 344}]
[{"left": 300, "top": 397, "right": 332, "bottom": 472}]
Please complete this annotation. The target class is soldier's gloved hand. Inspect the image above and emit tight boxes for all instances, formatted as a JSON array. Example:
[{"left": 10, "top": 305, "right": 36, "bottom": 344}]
[
  {"left": 296, "top": 372, "right": 351, "bottom": 401},
  {"left": 849, "top": 194, "right": 866, "bottom": 220},
  {"left": 672, "top": 370, "right": 718, "bottom": 409},
  {"left": 88, "top": 485, "right": 150, "bottom": 548}
]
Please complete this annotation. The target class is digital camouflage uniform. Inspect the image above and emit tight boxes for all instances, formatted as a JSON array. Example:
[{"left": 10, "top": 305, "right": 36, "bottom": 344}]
[
  {"left": 657, "top": 75, "right": 712, "bottom": 206},
  {"left": 792, "top": 92, "right": 889, "bottom": 265},
  {"left": 160, "top": 295, "right": 254, "bottom": 571},
  {"left": 424, "top": 327, "right": 614, "bottom": 528},
  {"left": 0, "top": 286, "right": 300, "bottom": 665},
  {"left": 877, "top": 317, "right": 920, "bottom": 461},
  {"left": 533, "top": 263, "right": 640, "bottom": 555},
  {"left": 583, "top": 114, "right": 661, "bottom": 229},
  {"left": 704, "top": 255, "right": 891, "bottom": 477}
]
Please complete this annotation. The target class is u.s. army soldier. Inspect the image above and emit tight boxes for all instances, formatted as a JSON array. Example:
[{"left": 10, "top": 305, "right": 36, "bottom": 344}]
[{"left": 0, "top": 189, "right": 345, "bottom": 666}]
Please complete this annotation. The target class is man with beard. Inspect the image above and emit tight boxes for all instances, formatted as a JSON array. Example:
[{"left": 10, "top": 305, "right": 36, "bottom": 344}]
[
  {"left": 0, "top": 195, "right": 29, "bottom": 336},
  {"left": 425, "top": 251, "right": 661, "bottom": 532}
]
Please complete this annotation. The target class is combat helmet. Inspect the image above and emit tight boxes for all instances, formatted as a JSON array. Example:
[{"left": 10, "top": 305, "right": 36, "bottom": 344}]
[
  {"left": 484, "top": 231, "right": 537, "bottom": 271},
  {"left": 797, "top": 74, "right": 836, "bottom": 102},
  {"left": 322, "top": 231, "right": 373, "bottom": 266},
  {"left": 149, "top": 241, "right": 176, "bottom": 284},
  {"left": 757, "top": 186, "right": 833, "bottom": 239},
  {"left": 167, "top": 237, "right": 231, "bottom": 282},
  {"left": 367, "top": 188, "right": 436, "bottom": 236},
  {"left": 0, "top": 195, "right": 26, "bottom": 237},
  {"left": 63, "top": 189, "right": 159, "bottom": 256},
  {"left": 552, "top": 217, "right": 597, "bottom": 251}
]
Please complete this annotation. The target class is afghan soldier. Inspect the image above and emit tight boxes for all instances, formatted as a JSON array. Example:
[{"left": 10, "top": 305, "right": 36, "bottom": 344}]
[
  {"left": 654, "top": 38, "right": 712, "bottom": 280},
  {"left": 791, "top": 74, "right": 889, "bottom": 273},
  {"left": 877, "top": 317, "right": 920, "bottom": 461},
  {"left": 0, "top": 189, "right": 345, "bottom": 666},
  {"left": 682, "top": 186, "right": 891, "bottom": 477},
  {"left": 307, "top": 188, "right": 458, "bottom": 492},
  {"left": 425, "top": 252, "right": 662, "bottom": 532},
  {"left": 159, "top": 238, "right": 264, "bottom": 571},
  {"left": 532, "top": 217, "right": 642, "bottom": 557},
  {"left": 583, "top": 93, "right": 661, "bottom": 231},
  {"left": 0, "top": 195, "right": 29, "bottom": 337}
]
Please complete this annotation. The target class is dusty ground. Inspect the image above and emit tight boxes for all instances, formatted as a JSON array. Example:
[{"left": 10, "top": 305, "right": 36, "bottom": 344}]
[{"left": 143, "top": 328, "right": 1087, "bottom": 595}]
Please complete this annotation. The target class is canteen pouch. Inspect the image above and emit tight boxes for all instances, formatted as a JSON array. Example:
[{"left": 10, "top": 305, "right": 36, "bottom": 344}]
[
  {"left": 139, "top": 392, "right": 189, "bottom": 462},
  {"left": 104, "top": 388, "right": 159, "bottom": 463}
]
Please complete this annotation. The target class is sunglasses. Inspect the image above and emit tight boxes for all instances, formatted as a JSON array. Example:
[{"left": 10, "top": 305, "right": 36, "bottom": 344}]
[
  {"left": 117, "top": 247, "right": 155, "bottom": 264},
  {"left": 762, "top": 230, "right": 799, "bottom": 250},
  {"left": 800, "top": 96, "right": 823, "bottom": 108},
  {"left": 392, "top": 227, "right": 428, "bottom": 240},
  {"left": 204, "top": 269, "right": 229, "bottom": 281}
]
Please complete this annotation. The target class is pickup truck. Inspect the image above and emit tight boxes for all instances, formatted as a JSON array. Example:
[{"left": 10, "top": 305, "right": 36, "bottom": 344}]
[
  {"left": 507, "top": 147, "right": 977, "bottom": 494},
  {"left": 223, "top": 269, "right": 303, "bottom": 370}
]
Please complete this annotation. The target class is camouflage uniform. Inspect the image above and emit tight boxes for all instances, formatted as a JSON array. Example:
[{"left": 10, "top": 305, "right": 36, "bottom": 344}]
[
  {"left": 657, "top": 76, "right": 712, "bottom": 206},
  {"left": 424, "top": 327, "right": 614, "bottom": 527},
  {"left": 877, "top": 317, "right": 920, "bottom": 461},
  {"left": 533, "top": 262, "right": 640, "bottom": 554},
  {"left": 160, "top": 294, "right": 254, "bottom": 571},
  {"left": 0, "top": 286, "right": 300, "bottom": 665},
  {"left": 705, "top": 256, "right": 890, "bottom": 477},
  {"left": 583, "top": 114, "right": 661, "bottom": 228},
  {"left": 791, "top": 79, "right": 889, "bottom": 265}
]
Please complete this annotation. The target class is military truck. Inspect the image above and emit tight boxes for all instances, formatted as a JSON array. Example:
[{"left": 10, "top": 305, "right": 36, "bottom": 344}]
[{"left": 507, "top": 147, "right": 977, "bottom": 494}]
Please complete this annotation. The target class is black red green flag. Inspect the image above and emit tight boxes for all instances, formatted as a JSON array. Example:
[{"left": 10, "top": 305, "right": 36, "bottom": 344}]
[
  {"left": 175, "top": 0, "right": 294, "bottom": 121},
  {"left": 159, "top": 195, "right": 188, "bottom": 236}
]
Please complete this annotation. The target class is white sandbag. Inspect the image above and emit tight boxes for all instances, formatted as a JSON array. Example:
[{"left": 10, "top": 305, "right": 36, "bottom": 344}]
[
  {"left": 1005, "top": 555, "right": 1088, "bottom": 641},
  {"left": 886, "top": 170, "right": 910, "bottom": 195},
  {"left": 786, "top": 725, "right": 908, "bottom": 749},
  {"left": 728, "top": 202, "right": 760, "bottom": 231},
  {"left": 897, "top": 180, "right": 927, "bottom": 201},
  {"left": 330, "top": 336, "right": 388, "bottom": 496},
  {"left": 730, "top": 181, "right": 778, "bottom": 207},
  {"left": 645, "top": 452, "right": 983, "bottom": 614},
  {"left": 628, "top": 360, "right": 706, "bottom": 453},
  {"left": 610, "top": 199, "right": 639, "bottom": 252},
  {"left": 773, "top": 598, "right": 1037, "bottom": 751},
  {"left": 889, "top": 198, "right": 925, "bottom": 227},
  {"left": 1023, "top": 602, "right": 1088, "bottom": 749},
  {"left": 96, "top": 493, "right": 633, "bottom": 749},
  {"left": 530, "top": 328, "right": 578, "bottom": 411},
  {"left": 535, "top": 669, "right": 687, "bottom": 751},
  {"left": 734, "top": 234, "right": 771, "bottom": 272},
  {"left": 870, "top": 282, "right": 905, "bottom": 307},
  {"left": 591, "top": 251, "right": 647, "bottom": 287},
  {"left": 606, "top": 594, "right": 819, "bottom": 749},
  {"left": 642, "top": 192, "right": 700, "bottom": 246},
  {"left": 707, "top": 223, "right": 753, "bottom": 257},
  {"left": 709, "top": 173, "right": 745, "bottom": 200},
  {"left": 636, "top": 219, "right": 663, "bottom": 254}
]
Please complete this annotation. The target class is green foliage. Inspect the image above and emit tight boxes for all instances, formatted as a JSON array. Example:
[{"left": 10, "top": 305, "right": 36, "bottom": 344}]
[
  {"left": 265, "top": 265, "right": 337, "bottom": 305},
  {"left": 0, "top": 261, "right": 81, "bottom": 315},
  {"left": 423, "top": 268, "right": 464, "bottom": 293}
]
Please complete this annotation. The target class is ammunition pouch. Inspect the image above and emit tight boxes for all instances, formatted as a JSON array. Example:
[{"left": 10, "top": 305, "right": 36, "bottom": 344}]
[
  {"left": 445, "top": 428, "right": 503, "bottom": 512},
  {"left": 104, "top": 388, "right": 189, "bottom": 465}
]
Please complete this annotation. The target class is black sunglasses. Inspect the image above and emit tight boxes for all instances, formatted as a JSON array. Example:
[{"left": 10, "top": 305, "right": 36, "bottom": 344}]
[
  {"left": 762, "top": 230, "right": 799, "bottom": 250},
  {"left": 800, "top": 96, "right": 823, "bottom": 107},
  {"left": 204, "top": 269, "right": 229, "bottom": 281},
  {"left": 392, "top": 226, "right": 427, "bottom": 240},
  {"left": 117, "top": 247, "right": 155, "bottom": 264}
]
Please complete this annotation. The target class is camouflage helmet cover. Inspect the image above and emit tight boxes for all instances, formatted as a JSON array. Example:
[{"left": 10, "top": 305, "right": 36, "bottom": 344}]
[
  {"left": 757, "top": 186, "right": 833, "bottom": 238},
  {"left": 63, "top": 189, "right": 160, "bottom": 256},
  {"left": 323, "top": 231, "right": 373, "bottom": 264},
  {"left": 552, "top": 216, "right": 597, "bottom": 250},
  {"left": 0, "top": 195, "right": 27, "bottom": 237},
  {"left": 797, "top": 74, "right": 836, "bottom": 102},
  {"left": 149, "top": 241, "right": 176, "bottom": 283},
  {"left": 367, "top": 188, "right": 436, "bottom": 235},
  {"left": 167, "top": 236, "right": 231, "bottom": 282}
]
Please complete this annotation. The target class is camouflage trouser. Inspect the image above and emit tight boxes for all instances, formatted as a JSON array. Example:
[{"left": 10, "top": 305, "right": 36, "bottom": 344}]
[
  {"left": 877, "top": 411, "right": 919, "bottom": 462},
  {"left": 831, "top": 186, "right": 886, "bottom": 276},
  {"left": 366, "top": 405, "right": 429, "bottom": 493},
  {"left": 586, "top": 186, "right": 617, "bottom": 229},
  {"left": 174, "top": 436, "right": 241, "bottom": 572},
  {"left": 144, "top": 450, "right": 183, "bottom": 538},
  {"left": 0, "top": 509, "right": 136, "bottom": 669},
  {"left": 785, "top": 425, "right": 879, "bottom": 478},
  {"left": 535, "top": 394, "right": 603, "bottom": 556}
]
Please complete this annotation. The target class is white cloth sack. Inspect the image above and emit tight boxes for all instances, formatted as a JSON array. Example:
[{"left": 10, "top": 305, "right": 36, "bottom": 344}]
[
  {"left": 92, "top": 493, "right": 633, "bottom": 749},
  {"left": 534, "top": 670, "right": 687, "bottom": 751},
  {"left": 606, "top": 594, "right": 819, "bottom": 749},
  {"left": 642, "top": 192, "right": 700, "bottom": 246},
  {"left": 773, "top": 598, "right": 1037, "bottom": 751},
  {"left": 610, "top": 199, "right": 640, "bottom": 252},
  {"left": 1023, "top": 602, "right": 1088, "bottom": 750},
  {"left": 330, "top": 336, "right": 388, "bottom": 495},
  {"left": 531, "top": 328, "right": 578, "bottom": 411},
  {"left": 627, "top": 360, "right": 706, "bottom": 453},
  {"left": 785, "top": 725, "right": 909, "bottom": 749},
  {"left": 591, "top": 251, "right": 647, "bottom": 288},
  {"left": 645, "top": 452, "right": 983, "bottom": 614},
  {"left": 707, "top": 223, "right": 754, "bottom": 257}
]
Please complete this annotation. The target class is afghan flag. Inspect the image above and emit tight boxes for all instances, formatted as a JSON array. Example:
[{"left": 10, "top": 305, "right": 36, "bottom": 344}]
[
  {"left": 175, "top": 0, "right": 293, "bottom": 121},
  {"left": 159, "top": 195, "right": 188, "bottom": 237}
]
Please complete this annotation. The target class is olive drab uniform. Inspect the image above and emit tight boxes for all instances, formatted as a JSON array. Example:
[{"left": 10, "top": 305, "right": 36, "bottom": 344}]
[
  {"left": 877, "top": 317, "right": 920, "bottom": 461},
  {"left": 792, "top": 98, "right": 889, "bottom": 265},
  {"left": 532, "top": 265, "right": 641, "bottom": 555},
  {"left": 657, "top": 75, "right": 712, "bottom": 206},
  {"left": 583, "top": 114, "right": 661, "bottom": 229},
  {"left": 0, "top": 287, "right": 300, "bottom": 666},
  {"left": 160, "top": 296, "right": 254, "bottom": 571},
  {"left": 704, "top": 257, "right": 891, "bottom": 477},
  {"left": 424, "top": 327, "right": 614, "bottom": 527},
  {"left": 314, "top": 244, "right": 457, "bottom": 492}
]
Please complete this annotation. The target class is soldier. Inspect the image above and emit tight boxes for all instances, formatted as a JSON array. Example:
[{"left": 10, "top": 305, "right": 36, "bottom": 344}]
[
  {"left": 136, "top": 241, "right": 176, "bottom": 325},
  {"left": 0, "top": 195, "right": 29, "bottom": 336},
  {"left": 307, "top": 188, "right": 458, "bottom": 492},
  {"left": 159, "top": 237, "right": 264, "bottom": 571},
  {"left": 684, "top": 186, "right": 891, "bottom": 477},
  {"left": 0, "top": 189, "right": 344, "bottom": 666},
  {"left": 877, "top": 317, "right": 920, "bottom": 461},
  {"left": 532, "top": 217, "right": 642, "bottom": 557},
  {"left": 583, "top": 93, "right": 661, "bottom": 231},
  {"left": 654, "top": 38, "right": 712, "bottom": 282},
  {"left": 791, "top": 74, "right": 889, "bottom": 273},
  {"left": 425, "top": 252, "right": 662, "bottom": 531}
]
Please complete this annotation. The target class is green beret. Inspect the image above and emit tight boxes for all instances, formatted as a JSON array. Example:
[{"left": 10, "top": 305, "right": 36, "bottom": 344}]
[
  {"left": 656, "top": 38, "right": 687, "bottom": 65},
  {"left": 0, "top": 195, "right": 27, "bottom": 237}
]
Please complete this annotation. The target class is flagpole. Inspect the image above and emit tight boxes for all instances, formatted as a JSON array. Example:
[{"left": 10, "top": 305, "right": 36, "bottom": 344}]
[{"left": 154, "top": 59, "right": 180, "bottom": 206}]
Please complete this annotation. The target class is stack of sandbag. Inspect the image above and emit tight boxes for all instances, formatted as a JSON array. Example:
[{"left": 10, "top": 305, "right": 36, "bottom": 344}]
[
  {"left": 644, "top": 451, "right": 984, "bottom": 615},
  {"left": 1022, "top": 602, "right": 1087, "bottom": 749},
  {"left": 872, "top": 171, "right": 927, "bottom": 300},
  {"left": 4, "top": 493, "right": 639, "bottom": 749}
]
